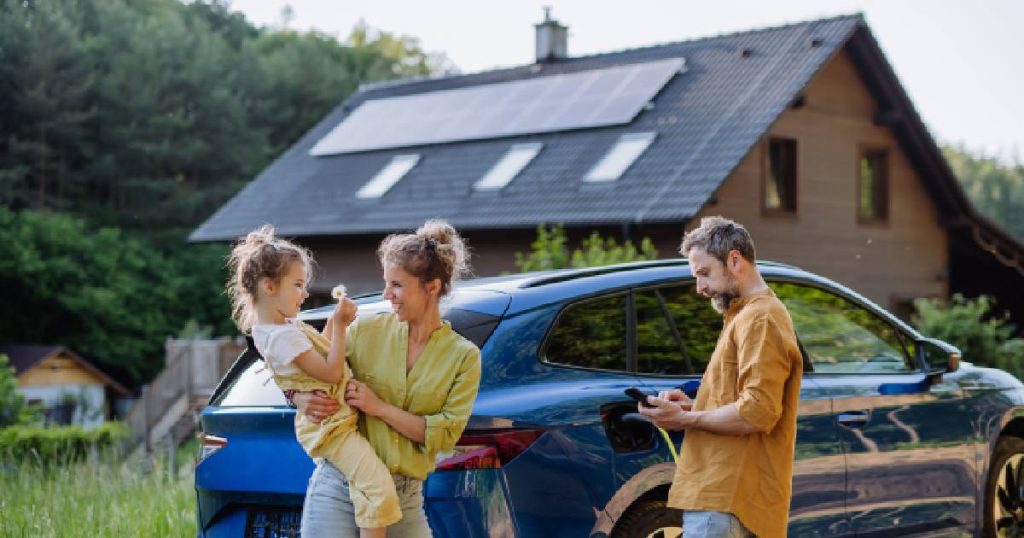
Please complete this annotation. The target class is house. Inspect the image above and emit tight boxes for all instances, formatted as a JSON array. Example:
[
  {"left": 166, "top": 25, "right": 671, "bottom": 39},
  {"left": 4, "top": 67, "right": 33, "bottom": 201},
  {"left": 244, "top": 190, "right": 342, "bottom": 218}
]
[
  {"left": 191, "top": 13, "right": 1024, "bottom": 324},
  {"left": 1, "top": 344, "right": 132, "bottom": 429}
]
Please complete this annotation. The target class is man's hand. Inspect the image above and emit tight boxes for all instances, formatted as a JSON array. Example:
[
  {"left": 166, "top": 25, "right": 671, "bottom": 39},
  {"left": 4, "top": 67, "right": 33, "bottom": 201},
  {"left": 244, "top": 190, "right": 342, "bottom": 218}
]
[
  {"left": 292, "top": 390, "right": 339, "bottom": 424},
  {"left": 637, "top": 395, "right": 698, "bottom": 431},
  {"left": 658, "top": 388, "right": 694, "bottom": 411}
]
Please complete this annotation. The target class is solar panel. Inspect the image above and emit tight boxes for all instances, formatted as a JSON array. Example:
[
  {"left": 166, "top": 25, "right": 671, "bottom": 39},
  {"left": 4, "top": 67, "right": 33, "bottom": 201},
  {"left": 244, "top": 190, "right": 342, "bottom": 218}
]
[{"left": 310, "top": 57, "right": 685, "bottom": 156}]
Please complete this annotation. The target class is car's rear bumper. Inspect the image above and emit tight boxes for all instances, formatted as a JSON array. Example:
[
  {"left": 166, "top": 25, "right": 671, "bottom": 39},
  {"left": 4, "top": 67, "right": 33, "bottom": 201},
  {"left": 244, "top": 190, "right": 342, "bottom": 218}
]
[
  {"left": 197, "top": 468, "right": 518, "bottom": 537},
  {"left": 425, "top": 469, "right": 519, "bottom": 537}
]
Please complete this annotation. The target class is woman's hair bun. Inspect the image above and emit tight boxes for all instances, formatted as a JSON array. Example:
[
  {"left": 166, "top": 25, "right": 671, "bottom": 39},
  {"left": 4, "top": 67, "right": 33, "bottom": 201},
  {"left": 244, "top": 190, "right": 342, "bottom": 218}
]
[{"left": 416, "top": 219, "right": 468, "bottom": 281}]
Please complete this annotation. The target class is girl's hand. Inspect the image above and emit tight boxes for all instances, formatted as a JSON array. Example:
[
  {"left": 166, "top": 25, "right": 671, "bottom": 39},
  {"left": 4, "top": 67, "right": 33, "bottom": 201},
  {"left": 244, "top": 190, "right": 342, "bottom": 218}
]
[
  {"left": 332, "top": 297, "right": 357, "bottom": 326},
  {"left": 293, "top": 390, "right": 339, "bottom": 424},
  {"left": 345, "top": 379, "right": 386, "bottom": 416}
]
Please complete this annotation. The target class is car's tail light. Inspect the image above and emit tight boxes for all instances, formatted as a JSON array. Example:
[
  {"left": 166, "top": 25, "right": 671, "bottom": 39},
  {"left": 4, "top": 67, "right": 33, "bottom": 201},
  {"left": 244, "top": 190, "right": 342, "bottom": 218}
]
[
  {"left": 436, "top": 428, "right": 544, "bottom": 471},
  {"left": 197, "top": 432, "right": 227, "bottom": 463}
]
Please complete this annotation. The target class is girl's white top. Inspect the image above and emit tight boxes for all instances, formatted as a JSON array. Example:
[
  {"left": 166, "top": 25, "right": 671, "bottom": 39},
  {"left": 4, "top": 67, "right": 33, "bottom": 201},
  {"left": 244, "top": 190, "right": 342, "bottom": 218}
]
[{"left": 251, "top": 320, "right": 311, "bottom": 376}]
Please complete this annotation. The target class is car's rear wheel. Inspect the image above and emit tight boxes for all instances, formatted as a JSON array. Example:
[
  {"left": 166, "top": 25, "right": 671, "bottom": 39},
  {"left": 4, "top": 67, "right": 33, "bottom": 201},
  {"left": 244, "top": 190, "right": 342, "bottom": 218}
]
[
  {"left": 612, "top": 499, "right": 683, "bottom": 538},
  {"left": 985, "top": 436, "right": 1024, "bottom": 537}
]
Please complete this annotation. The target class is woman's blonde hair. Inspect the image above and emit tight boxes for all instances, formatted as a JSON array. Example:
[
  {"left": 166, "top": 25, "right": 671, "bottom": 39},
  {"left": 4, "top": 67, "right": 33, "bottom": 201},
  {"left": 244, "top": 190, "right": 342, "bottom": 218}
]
[
  {"left": 377, "top": 219, "right": 470, "bottom": 297},
  {"left": 226, "top": 225, "right": 313, "bottom": 331}
]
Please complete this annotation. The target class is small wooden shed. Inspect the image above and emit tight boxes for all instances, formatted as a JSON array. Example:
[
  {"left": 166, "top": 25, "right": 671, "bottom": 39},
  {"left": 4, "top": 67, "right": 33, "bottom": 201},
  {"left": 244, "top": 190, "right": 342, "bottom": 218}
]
[{"left": 1, "top": 344, "right": 132, "bottom": 429}]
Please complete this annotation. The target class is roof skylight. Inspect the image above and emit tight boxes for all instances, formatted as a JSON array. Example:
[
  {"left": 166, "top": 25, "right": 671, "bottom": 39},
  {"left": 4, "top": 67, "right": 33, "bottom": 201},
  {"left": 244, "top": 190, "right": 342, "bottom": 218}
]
[
  {"left": 584, "top": 132, "right": 656, "bottom": 183},
  {"left": 474, "top": 143, "right": 543, "bottom": 191},
  {"left": 355, "top": 154, "right": 420, "bottom": 199}
]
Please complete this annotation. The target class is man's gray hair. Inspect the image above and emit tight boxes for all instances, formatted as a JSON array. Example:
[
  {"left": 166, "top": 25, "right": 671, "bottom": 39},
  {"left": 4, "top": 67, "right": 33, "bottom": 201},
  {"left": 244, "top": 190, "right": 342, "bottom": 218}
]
[{"left": 679, "top": 216, "right": 756, "bottom": 263}]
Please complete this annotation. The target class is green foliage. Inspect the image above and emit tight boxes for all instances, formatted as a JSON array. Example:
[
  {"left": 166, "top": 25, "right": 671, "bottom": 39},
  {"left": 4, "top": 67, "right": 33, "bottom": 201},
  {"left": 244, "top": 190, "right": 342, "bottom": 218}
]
[
  {"left": 0, "top": 354, "right": 40, "bottom": 428},
  {"left": 0, "top": 208, "right": 232, "bottom": 382},
  {"left": 514, "top": 224, "right": 660, "bottom": 272},
  {"left": 944, "top": 145, "right": 1024, "bottom": 242},
  {"left": 913, "top": 294, "right": 1024, "bottom": 379},
  {"left": 0, "top": 0, "right": 443, "bottom": 240},
  {"left": 0, "top": 421, "right": 129, "bottom": 464},
  {"left": 0, "top": 449, "right": 193, "bottom": 536}
]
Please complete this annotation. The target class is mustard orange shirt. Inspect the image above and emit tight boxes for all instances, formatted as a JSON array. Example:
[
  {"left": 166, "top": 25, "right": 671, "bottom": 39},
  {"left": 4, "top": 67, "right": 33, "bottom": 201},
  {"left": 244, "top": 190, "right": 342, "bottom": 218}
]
[{"left": 667, "top": 288, "right": 803, "bottom": 538}]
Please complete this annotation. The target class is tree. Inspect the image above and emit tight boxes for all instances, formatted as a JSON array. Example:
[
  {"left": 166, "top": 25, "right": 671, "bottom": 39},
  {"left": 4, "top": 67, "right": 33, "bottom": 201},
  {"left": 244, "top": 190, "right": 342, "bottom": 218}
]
[
  {"left": 913, "top": 294, "right": 1024, "bottom": 380},
  {"left": 0, "top": 0, "right": 448, "bottom": 241},
  {"left": 0, "top": 354, "right": 39, "bottom": 428},
  {"left": 514, "top": 224, "right": 660, "bottom": 272},
  {"left": 0, "top": 209, "right": 232, "bottom": 383},
  {"left": 944, "top": 145, "right": 1024, "bottom": 242}
]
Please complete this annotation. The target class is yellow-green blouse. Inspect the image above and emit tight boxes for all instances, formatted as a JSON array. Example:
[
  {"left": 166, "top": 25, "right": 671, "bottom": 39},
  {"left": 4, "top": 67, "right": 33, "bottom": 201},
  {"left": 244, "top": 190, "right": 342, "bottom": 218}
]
[{"left": 346, "top": 312, "right": 481, "bottom": 480}]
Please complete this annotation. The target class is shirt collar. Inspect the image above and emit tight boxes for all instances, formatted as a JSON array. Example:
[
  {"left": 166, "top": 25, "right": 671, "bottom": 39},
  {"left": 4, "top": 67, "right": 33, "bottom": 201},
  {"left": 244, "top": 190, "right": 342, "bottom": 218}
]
[{"left": 725, "top": 287, "right": 775, "bottom": 319}]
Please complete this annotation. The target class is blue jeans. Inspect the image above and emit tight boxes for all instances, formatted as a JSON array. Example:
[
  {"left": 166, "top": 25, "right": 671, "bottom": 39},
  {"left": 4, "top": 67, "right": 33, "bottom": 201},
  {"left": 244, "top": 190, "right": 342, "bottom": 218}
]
[
  {"left": 300, "top": 460, "right": 433, "bottom": 537},
  {"left": 683, "top": 511, "right": 753, "bottom": 538}
]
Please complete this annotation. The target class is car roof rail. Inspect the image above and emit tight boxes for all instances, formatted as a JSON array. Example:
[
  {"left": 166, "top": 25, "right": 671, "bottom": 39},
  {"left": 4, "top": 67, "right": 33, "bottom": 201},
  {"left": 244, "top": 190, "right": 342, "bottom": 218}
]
[
  {"left": 521, "top": 259, "right": 689, "bottom": 288},
  {"left": 520, "top": 258, "right": 800, "bottom": 288}
]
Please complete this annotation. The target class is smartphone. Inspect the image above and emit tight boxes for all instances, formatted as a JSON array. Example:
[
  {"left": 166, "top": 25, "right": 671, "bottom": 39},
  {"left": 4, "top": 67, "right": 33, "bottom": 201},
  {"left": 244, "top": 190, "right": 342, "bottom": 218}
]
[{"left": 624, "top": 386, "right": 656, "bottom": 408}]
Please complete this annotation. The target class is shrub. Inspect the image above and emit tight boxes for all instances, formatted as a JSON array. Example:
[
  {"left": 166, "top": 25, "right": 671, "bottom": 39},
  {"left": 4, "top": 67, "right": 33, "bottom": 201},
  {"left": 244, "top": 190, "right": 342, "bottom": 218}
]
[
  {"left": 913, "top": 294, "right": 1024, "bottom": 379},
  {"left": 514, "top": 224, "right": 659, "bottom": 272},
  {"left": 0, "top": 421, "right": 130, "bottom": 464}
]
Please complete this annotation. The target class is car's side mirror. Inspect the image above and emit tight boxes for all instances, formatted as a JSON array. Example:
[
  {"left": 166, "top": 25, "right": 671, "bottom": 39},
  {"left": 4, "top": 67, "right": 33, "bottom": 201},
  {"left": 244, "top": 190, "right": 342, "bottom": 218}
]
[{"left": 918, "top": 337, "right": 961, "bottom": 374}]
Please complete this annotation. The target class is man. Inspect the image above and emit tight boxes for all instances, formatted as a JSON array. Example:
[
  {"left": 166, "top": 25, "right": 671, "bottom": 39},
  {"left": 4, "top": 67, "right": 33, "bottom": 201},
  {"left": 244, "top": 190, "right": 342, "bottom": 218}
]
[{"left": 638, "top": 216, "right": 803, "bottom": 538}]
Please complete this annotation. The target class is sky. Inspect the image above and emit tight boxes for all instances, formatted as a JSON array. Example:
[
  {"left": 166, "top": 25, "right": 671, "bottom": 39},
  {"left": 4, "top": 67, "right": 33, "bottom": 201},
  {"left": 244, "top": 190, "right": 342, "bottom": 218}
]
[{"left": 232, "top": 0, "right": 1024, "bottom": 164}]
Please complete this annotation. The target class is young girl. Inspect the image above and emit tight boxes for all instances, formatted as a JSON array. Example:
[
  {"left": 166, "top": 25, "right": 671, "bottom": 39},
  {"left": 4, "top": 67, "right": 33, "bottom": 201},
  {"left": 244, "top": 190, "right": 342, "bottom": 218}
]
[{"left": 226, "top": 225, "right": 400, "bottom": 538}]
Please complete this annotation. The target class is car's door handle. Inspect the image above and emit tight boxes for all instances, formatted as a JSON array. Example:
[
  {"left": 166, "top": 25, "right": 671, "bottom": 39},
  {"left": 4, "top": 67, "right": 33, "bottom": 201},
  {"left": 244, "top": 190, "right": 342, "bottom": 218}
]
[{"left": 837, "top": 411, "right": 870, "bottom": 428}]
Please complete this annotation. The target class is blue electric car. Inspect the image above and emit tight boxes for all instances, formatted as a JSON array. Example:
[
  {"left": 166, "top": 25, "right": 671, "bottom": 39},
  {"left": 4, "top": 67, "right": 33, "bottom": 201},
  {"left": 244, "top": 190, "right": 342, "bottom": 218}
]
[{"left": 195, "top": 259, "right": 1024, "bottom": 537}]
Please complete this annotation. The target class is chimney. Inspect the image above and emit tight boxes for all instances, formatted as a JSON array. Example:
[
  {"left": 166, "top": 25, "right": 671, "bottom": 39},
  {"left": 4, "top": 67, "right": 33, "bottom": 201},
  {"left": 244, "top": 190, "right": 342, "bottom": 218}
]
[{"left": 534, "top": 7, "right": 567, "bottom": 62}]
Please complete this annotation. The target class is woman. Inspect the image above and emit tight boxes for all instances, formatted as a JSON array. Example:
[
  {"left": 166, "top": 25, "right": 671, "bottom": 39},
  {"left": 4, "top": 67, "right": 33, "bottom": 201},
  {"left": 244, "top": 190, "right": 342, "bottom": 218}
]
[{"left": 292, "top": 219, "right": 481, "bottom": 537}]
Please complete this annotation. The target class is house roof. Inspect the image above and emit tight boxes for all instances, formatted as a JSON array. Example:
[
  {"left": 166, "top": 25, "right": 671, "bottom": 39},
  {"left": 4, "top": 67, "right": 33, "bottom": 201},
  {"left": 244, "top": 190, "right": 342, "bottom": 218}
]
[
  {"left": 189, "top": 14, "right": 1023, "bottom": 276},
  {"left": 191, "top": 15, "right": 862, "bottom": 238},
  {"left": 0, "top": 344, "right": 132, "bottom": 397}
]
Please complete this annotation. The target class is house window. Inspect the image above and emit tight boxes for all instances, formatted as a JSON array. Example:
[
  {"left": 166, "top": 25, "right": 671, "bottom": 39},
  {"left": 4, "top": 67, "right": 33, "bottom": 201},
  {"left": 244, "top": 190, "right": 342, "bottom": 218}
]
[
  {"left": 859, "top": 148, "right": 889, "bottom": 222},
  {"left": 764, "top": 137, "right": 797, "bottom": 214},
  {"left": 474, "top": 142, "right": 543, "bottom": 191},
  {"left": 355, "top": 154, "right": 420, "bottom": 199},
  {"left": 584, "top": 132, "right": 656, "bottom": 183}
]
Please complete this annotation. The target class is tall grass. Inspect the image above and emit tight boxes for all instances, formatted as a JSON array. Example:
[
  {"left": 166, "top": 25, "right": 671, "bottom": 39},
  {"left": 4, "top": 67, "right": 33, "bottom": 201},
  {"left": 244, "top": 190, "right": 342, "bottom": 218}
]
[{"left": 0, "top": 445, "right": 195, "bottom": 537}]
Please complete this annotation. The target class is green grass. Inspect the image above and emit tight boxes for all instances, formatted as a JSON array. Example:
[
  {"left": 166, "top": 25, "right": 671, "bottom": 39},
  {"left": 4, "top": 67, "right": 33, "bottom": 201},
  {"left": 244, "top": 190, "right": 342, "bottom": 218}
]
[{"left": 0, "top": 446, "right": 196, "bottom": 537}]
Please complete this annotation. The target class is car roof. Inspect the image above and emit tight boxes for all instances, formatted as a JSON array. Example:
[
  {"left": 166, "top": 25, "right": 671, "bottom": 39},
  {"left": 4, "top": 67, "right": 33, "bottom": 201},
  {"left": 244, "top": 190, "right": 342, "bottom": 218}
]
[{"left": 299, "top": 258, "right": 921, "bottom": 339}]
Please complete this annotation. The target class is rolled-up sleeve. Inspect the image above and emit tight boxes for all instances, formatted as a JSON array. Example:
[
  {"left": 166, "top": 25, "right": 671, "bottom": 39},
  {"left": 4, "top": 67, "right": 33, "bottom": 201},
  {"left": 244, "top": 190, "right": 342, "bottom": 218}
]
[
  {"left": 422, "top": 347, "right": 481, "bottom": 454},
  {"left": 735, "top": 313, "right": 792, "bottom": 433}
]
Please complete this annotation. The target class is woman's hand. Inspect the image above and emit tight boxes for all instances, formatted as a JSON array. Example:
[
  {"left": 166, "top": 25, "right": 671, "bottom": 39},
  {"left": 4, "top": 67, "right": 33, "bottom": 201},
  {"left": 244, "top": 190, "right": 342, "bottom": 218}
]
[
  {"left": 292, "top": 390, "right": 340, "bottom": 424},
  {"left": 345, "top": 380, "right": 387, "bottom": 417}
]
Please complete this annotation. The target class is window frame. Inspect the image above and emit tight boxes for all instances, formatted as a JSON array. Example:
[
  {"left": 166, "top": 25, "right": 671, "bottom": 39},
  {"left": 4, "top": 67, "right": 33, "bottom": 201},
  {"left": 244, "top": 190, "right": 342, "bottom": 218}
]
[
  {"left": 767, "top": 277, "right": 921, "bottom": 376},
  {"left": 631, "top": 282, "right": 713, "bottom": 378},
  {"left": 762, "top": 136, "right": 799, "bottom": 217},
  {"left": 857, "top": 145, "right": 890, "bottom": 225}
]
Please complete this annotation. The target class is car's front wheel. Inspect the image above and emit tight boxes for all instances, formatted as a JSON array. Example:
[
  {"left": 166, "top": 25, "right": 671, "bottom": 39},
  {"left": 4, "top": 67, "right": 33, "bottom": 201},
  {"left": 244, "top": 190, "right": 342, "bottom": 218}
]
[
  {"left": 611, "top": 499, "right": 683, "bottom": 538},
  {"left": 985, "top": 436, "right": 1024, "bottom": 537}
]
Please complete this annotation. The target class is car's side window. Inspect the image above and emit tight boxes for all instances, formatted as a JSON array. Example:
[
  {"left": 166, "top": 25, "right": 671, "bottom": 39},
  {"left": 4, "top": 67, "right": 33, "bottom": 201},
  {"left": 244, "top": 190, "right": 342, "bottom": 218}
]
[
  {"left": 635, "top": 289, "right": 688, "bottom": 375},
  {"left": 652, "top": 284, "right": 722, "bottom": 375},
  {"left": 543, "top": 293, "right": 628, "bottom": 372},
  {"left": 771, "top": 282, "right": 914, "bottom": 374}
]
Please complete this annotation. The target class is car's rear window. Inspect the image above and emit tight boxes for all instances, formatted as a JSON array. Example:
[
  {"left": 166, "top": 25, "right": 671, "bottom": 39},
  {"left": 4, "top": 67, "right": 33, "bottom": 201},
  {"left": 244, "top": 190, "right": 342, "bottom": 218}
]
[{"left": 211, "top": 308, "right": 501, "bottom": 407}]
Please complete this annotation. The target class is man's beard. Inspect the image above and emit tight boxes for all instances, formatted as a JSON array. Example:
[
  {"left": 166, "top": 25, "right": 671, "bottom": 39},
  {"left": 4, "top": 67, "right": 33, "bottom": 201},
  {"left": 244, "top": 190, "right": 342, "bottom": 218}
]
[
  {"left": 707, "top": 279, "right": 740, "bottom": 314},
  {"left": 710, "top": 292, "right": 737, "bottom": 314}
]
